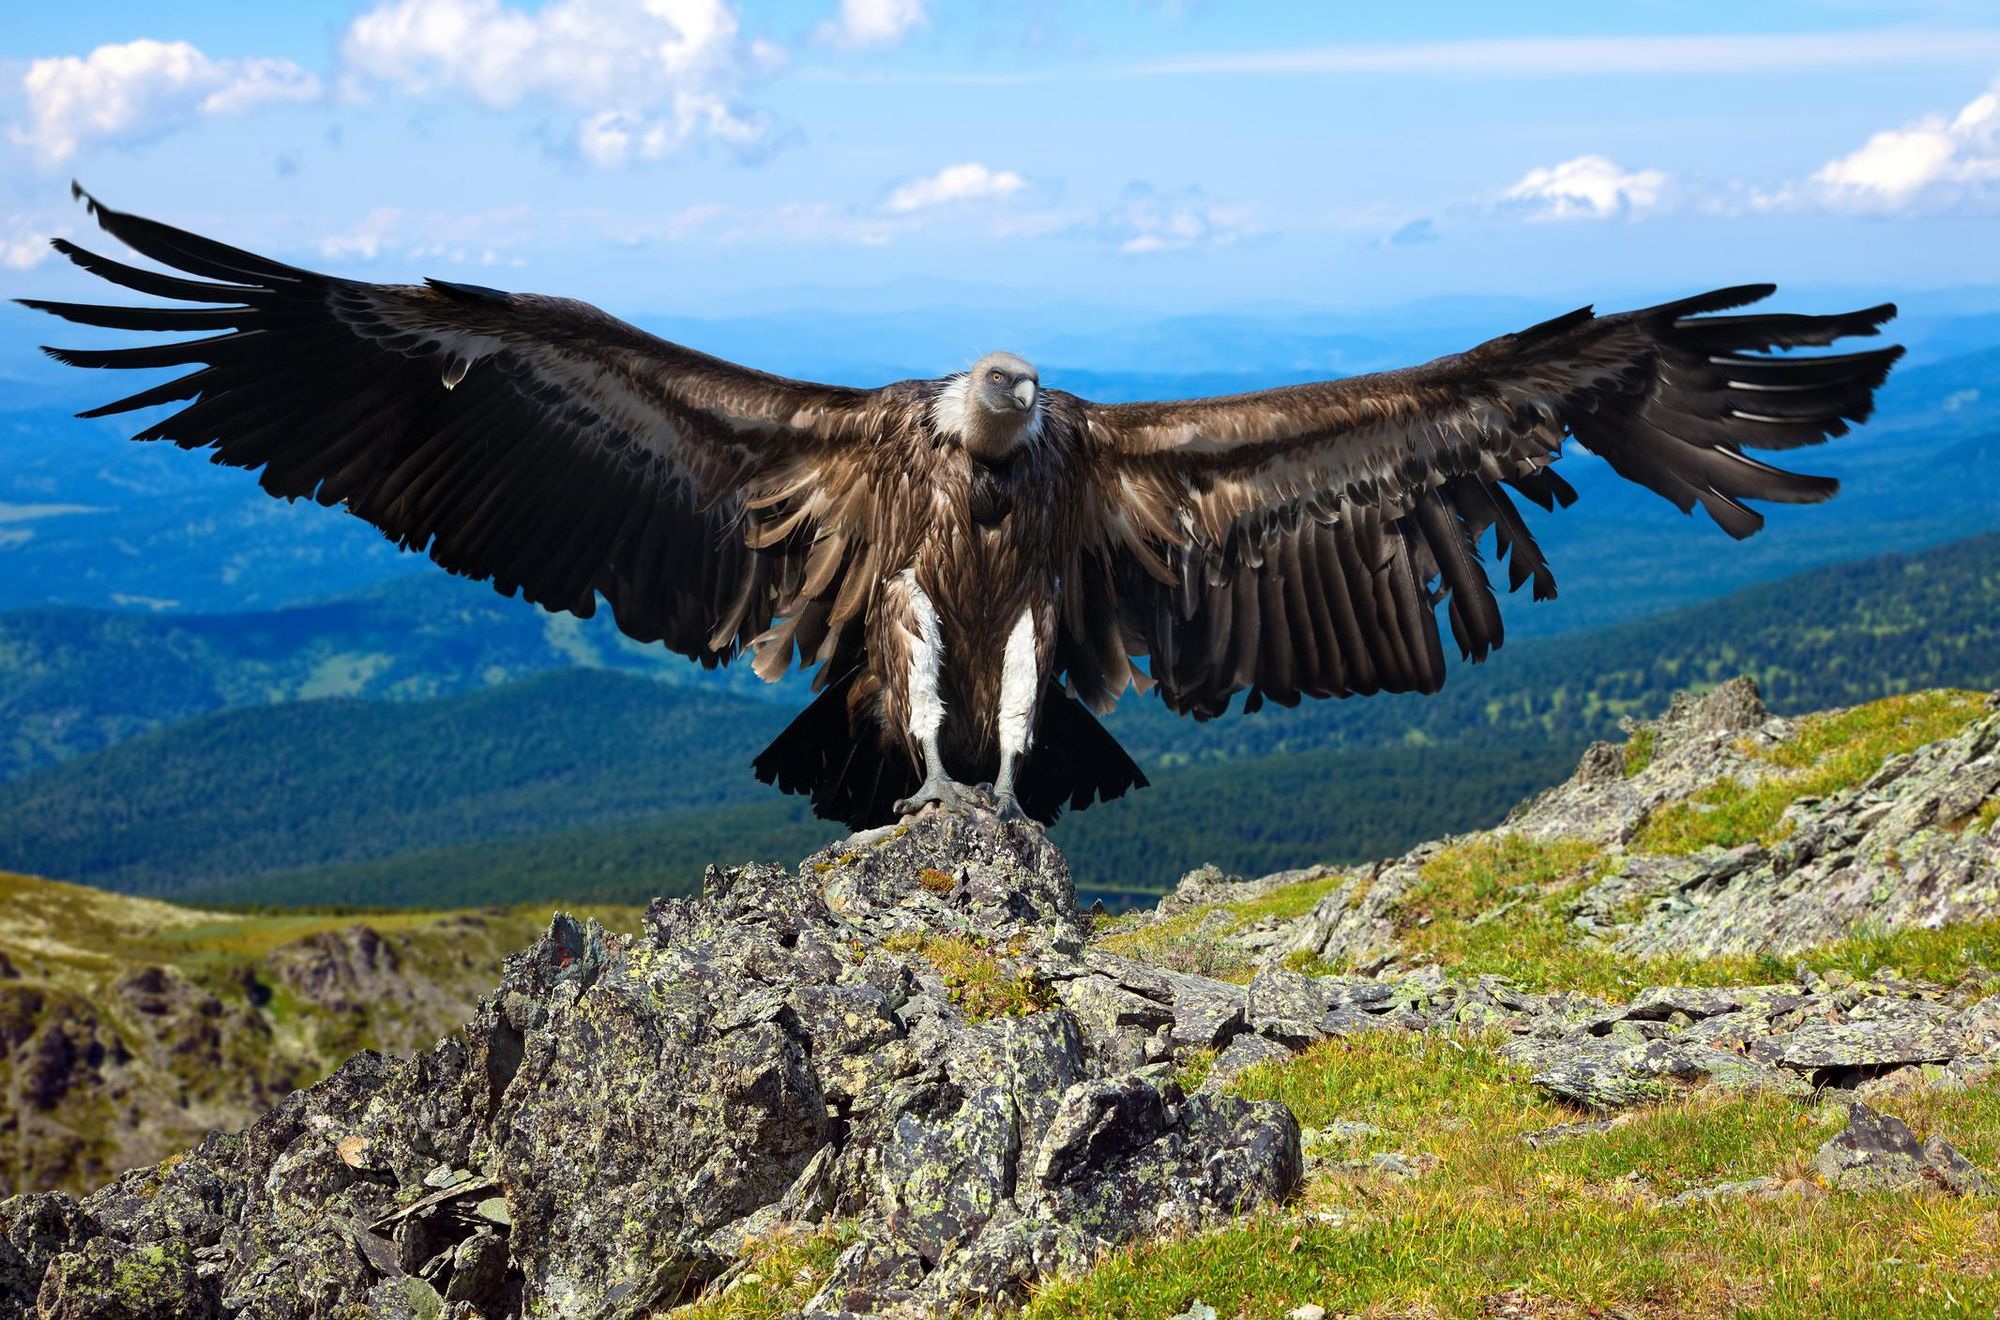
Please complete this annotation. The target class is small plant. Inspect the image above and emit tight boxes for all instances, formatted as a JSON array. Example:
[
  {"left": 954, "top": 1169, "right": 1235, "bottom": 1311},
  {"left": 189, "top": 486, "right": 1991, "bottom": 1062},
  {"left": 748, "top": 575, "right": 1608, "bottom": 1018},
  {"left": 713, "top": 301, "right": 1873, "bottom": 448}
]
[
  {"left": 1621, "top": 726, "right": 1657, "bottom": 777},
  {"left": 917, "top": 867, "right": 956, "bottom": 893},
  {"left": 670, "top": 1222, "right": 860, "bottom": 1320},
  {"left": 891, "top": 932, "right": 1055, "bottom": 1021},
  {"left": 1171, "top": 1047, "right": 1216, "bottom": 1094}
]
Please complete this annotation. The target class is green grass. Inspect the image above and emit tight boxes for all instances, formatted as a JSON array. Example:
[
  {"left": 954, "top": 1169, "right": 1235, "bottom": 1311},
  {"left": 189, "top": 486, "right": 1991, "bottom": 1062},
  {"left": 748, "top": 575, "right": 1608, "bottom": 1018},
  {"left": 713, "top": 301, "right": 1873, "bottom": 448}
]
[
  {"left": 1390, "top": 837, "right": 1764, "bottom": 996},
  {"left": 1632, "top": 690, "right": 1989, "bottom": 856},
  {"left": 1622, "top": 726, "right": 1658, "bottom": 777},
  {"left": 885, "top": 932, "right": 1057, "bottom": 1022},
  {"left": 1027, "top": 1032, "right": 2000, "bottom": 1320},
  {"left": 660, "top": 1222, "right": 860, "bottom": 1319},
  {"left": 1095, "top": 871, "right": 1346, "bottom": 983},
  {"left": 1231, "top": 1030, "right": 1571, "bottom": 1164},
  {"left": 1026, "top": 1193, "right": 2000, "bottom": 1319}
]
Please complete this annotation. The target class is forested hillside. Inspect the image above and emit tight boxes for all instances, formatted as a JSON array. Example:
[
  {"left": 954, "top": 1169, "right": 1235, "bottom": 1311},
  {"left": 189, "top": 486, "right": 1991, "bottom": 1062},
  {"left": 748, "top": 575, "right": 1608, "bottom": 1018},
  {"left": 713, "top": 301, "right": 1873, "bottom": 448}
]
[{"left": 1, "top": 533, "right": 1995, "bottom": 908}]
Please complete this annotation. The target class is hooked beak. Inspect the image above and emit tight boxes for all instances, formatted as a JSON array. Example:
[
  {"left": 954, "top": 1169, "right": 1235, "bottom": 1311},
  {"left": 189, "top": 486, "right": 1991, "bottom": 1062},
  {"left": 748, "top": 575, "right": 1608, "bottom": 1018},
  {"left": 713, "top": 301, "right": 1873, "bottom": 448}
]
[{"left": 1012, "top": 379, "right": 1037, "bottom": 410}]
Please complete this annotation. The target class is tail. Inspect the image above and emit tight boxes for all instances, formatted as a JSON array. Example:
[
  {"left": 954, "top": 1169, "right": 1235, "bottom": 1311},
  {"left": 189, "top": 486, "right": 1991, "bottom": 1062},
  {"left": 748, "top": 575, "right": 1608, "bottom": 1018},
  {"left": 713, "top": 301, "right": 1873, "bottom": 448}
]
[
  {"left": 752, "top": 677, "right": 1149, "bottom": 830},
  {"left": 1015, "top": 688, "right": 1149, "bottom": 824},
  {"left": 752, "top": 672, "right": 917, "bottom": 832}
]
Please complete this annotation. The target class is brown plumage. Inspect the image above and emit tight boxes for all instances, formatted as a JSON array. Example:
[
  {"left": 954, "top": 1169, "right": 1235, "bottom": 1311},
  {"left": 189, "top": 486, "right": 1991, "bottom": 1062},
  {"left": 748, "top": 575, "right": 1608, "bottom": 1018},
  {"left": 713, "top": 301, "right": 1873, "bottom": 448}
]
[{"left": 25, "top": 190, "right": 1904, "bottom": 829}]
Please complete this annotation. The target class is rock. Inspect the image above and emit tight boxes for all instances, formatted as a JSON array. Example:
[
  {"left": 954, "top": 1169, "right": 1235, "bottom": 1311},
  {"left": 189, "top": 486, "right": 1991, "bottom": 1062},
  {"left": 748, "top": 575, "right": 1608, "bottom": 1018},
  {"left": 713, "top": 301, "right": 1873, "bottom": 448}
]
[
  {"left": 1510, "top": 678, "right": 1784, "bottom": 846},
  {"left": 1288, "top": 1306, "right": 1327, "bottom": 1320},
  {"left": 1811, "top": 1102, "right": 1996, "bottom": 1195},
  {"left": 0, "top": 1194, "right": 100, "bottom": 1313},
  {"left": 18, "top": 813, "right": 1302, "bottom": 1318},
  {"left": 1197, "top": 1033, "right": 1293, "bottom": 1092},
  {"left": 1575, "top": 703, "right": 2000, "bottom": 958},
  {"left": 262, "top": 925, "right": 406, "bottom": 1014},
  {"left": 1526, "top": 1044, "right": 1678, "bottom": 1111},
  {"left": 1661, "top": 1176, "right": 1809, "bottom": 1208},
  {"left": 36, "top": 1238, "right": 218, "bottom": 1319},
  {"left": 1167, "top": 1304, "right": 1218, "bottom": 1320},
  {"left": 1779, "top": 1017, "right": 1962, "bottom": 1084}
]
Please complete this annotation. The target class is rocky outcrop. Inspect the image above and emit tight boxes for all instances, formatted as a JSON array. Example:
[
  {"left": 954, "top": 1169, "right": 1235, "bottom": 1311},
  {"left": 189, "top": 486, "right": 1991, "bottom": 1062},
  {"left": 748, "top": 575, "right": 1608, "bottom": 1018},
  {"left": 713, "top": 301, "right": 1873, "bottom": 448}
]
[
  {"left": 0, "top": 816, "right": 1307, "bottom": 1319},
  {"left": 1501, "top": 971, "right": 1999, "bottom": 1109},
  {"left": 1578, "top": 710, "right": 2000, "bottom": 958},
  {"left": 1240, "top": 681, "right": 2000, "bottom": 973},
  {"left": 1811, "top": 1101, "right": 1995, "bottom": 1195}
]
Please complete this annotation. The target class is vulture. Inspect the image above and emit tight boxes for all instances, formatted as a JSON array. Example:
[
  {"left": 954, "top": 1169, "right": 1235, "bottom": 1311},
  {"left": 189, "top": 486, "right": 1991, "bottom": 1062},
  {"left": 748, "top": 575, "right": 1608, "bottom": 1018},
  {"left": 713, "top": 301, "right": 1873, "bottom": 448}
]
[{"left": 25, "top": 188, "right": 1903, "bottom": 829}]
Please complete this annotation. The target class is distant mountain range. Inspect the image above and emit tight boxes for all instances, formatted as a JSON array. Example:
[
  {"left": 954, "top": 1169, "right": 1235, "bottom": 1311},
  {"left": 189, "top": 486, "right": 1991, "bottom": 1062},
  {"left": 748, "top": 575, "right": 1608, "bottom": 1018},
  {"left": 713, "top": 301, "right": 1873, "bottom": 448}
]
[
  {"left": 1, "top": 531, "right": 1995, "bottom": 910},
  {"left": 0, "top": 572, "right": 784, "bottom": 782}
]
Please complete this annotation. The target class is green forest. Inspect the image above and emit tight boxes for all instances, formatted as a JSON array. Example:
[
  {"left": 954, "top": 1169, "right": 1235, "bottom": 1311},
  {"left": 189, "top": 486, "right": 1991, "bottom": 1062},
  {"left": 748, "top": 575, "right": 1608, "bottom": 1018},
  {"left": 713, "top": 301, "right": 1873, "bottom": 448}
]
[{"left": 1, "top": 532, "right": 1995, "bottom": 909}]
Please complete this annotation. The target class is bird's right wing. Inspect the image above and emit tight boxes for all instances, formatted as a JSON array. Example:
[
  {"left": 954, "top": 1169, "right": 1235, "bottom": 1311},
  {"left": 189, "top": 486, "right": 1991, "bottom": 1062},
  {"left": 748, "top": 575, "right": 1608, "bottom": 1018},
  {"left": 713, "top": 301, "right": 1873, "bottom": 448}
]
[
  {"left": 1054, "top": 286, "right": 1900, "bottom": 718},
  {"left": 24, "top": 188, "right": 905, "bottom": 673}
]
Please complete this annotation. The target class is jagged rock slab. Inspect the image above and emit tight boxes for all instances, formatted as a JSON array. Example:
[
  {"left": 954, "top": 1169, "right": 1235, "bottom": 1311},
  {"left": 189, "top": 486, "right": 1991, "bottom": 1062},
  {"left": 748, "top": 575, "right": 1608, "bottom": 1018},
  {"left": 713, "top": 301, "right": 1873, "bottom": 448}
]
[
  {"left": 1503, "top": 975, "right": 2000, "bottom": 1110},
  {"left": 0, "top": 815, "right": 1303, "bottom": 1319}
]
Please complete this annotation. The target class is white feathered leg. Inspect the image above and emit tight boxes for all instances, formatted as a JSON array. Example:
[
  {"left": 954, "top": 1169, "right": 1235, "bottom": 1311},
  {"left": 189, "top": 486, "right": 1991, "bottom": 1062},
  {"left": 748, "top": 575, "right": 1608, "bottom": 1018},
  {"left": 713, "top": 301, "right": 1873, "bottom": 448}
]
[
  {"left": 989, "top": 607, "right": 1039, "bottom": 821},
  {"left": 892, "top": 578, "right": 981, "bottom": 817}
]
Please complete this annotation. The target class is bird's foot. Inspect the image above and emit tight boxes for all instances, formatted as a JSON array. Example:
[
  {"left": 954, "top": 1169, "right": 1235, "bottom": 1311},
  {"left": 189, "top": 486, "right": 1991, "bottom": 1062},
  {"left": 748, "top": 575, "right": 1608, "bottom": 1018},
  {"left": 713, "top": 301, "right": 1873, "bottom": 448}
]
[
  {"left": 894, "top": 776, "right": 985, "bottom": 819},
  {"left": 988, "top": 786, "right": 1026, "bottom": 822}
]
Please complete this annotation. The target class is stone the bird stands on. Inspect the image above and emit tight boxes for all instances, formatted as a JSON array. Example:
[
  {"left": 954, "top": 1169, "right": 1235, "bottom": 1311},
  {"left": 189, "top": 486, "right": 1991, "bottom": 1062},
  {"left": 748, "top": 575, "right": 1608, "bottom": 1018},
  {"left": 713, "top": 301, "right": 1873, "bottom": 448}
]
[{"left": 27, "top": 188, "right": 1901, "bottom": 828}]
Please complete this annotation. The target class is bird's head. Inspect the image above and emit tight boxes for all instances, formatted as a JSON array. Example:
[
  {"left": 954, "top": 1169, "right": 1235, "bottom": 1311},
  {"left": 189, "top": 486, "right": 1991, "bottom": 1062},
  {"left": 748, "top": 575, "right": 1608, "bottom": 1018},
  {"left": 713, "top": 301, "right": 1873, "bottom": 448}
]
[{"left": 952, "top": 350, "right": 1040, "bottom": 464}]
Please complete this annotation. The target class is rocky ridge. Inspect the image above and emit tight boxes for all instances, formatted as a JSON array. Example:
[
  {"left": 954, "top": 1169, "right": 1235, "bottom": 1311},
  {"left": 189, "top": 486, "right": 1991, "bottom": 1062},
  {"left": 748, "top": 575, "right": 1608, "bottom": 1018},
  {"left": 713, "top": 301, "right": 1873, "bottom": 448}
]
[{"left": 2, "top": 681, "right": 1998, "bottom": 1317}]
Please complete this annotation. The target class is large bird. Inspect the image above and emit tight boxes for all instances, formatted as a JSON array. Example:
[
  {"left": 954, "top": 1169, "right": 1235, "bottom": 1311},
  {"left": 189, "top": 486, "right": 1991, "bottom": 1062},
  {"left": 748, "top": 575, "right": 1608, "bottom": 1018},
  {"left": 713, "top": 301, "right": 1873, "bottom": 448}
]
[{"left": 25, "top": 189, "right": 1902, "bottom": 829}]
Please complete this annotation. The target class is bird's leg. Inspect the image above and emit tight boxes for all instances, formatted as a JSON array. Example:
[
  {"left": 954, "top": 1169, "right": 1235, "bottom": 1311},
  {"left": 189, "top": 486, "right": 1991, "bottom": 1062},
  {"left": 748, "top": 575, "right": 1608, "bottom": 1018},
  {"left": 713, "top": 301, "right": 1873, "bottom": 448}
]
[
  {"left": 895, "top": 730, "right": 982, "bottom": 817},
  {"left": 891, "top": 578, "right": 980, "bottom": 817},
  {"left": 987, "top": 607, "right": 1039, "bottom": 822}
]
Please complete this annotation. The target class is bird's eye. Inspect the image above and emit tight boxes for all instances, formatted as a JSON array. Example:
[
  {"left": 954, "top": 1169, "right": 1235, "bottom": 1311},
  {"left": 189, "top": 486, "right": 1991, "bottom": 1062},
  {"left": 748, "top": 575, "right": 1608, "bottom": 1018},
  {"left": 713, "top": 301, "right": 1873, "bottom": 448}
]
[{"left": 989, "top": 370, "right": 1005, "bottom": 384}]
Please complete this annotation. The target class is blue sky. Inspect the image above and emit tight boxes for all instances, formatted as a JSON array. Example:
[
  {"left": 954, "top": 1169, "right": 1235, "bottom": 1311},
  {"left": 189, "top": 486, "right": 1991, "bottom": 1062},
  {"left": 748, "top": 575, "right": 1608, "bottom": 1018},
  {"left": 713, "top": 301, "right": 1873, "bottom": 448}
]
[{"left": 4, "top": 1, "right": 2000, "bottom": 334}]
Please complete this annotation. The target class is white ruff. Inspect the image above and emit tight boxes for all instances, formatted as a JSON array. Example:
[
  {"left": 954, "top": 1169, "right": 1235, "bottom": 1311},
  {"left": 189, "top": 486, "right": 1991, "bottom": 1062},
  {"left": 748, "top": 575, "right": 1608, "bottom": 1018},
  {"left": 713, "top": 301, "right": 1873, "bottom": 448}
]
[
  {"left": 997, "top": 608, "right": 1039, "bottom": 756},
  {"left": 929, "top": 375, "right": 974, "bottom": 438},
  {"left": 904, "top": 571, "right": 946, "bottom": 739}
]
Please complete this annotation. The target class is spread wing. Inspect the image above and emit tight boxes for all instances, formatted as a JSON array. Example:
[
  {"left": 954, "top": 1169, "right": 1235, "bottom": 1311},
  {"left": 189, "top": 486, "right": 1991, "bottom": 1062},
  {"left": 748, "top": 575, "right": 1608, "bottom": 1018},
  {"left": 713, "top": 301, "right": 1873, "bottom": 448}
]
[
  {"left": 1058, "top": 286, "right": 1901, "bottom": 718},
  {"left": 22, "top": 188, "right": 903, "bottom": 674}
]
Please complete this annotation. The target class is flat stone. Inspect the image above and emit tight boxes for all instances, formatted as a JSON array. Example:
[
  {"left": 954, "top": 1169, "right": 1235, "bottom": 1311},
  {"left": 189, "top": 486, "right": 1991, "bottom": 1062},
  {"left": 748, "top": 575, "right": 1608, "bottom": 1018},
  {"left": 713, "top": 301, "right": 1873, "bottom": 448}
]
[{"left": 1811, "top": 1101, "right": 1996, "bottom": 1195}]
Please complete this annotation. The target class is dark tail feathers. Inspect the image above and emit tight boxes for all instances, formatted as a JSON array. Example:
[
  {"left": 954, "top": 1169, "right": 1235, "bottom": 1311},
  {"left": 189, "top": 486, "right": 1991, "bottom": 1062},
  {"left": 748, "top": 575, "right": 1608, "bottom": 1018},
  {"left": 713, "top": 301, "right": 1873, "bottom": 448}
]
[{"left": 752, "top": 674, "right": 1148, "bottom": 831}]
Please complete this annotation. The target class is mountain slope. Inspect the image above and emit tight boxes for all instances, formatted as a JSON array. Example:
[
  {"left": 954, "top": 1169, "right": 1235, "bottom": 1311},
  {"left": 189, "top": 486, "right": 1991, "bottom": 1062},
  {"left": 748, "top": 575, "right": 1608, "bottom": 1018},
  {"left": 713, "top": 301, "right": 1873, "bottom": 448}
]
[
  {"left": 0, "top": 866, "right": 640, "bottom": 1197},
  {"left": 0, "top": 573, "right": 784, "bottom": 782},
  {"left": 0, "top": 671, "right": 790, "bottom": 897}
]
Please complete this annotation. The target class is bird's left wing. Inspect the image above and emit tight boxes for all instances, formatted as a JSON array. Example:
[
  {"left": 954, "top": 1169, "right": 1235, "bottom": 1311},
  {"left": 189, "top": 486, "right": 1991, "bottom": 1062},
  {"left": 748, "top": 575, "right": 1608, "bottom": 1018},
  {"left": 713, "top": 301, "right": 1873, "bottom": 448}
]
[
  {"left": 1057, "top": 286, "right": 1900, "bottom": 718},
  {"left": 24, "top": 189, "right": 907, "bottom": 673}
]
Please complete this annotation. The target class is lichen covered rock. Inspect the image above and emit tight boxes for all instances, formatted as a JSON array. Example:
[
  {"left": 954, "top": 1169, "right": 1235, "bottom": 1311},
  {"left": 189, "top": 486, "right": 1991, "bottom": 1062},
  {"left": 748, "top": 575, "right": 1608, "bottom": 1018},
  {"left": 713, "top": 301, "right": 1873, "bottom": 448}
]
[{"left": 0, "top": 813, "right": 1302, "bottom": 1318}]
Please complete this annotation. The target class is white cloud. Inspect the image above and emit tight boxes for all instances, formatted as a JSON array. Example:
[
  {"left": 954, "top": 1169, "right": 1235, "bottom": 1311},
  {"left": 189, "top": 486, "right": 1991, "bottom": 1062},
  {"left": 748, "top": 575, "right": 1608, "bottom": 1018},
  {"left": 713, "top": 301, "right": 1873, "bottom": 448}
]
[
  {"left": 819, "top": 0, "right": 928, "bottom": 50},
  {"left": 1099, "top": 184, "right": 1252, "bottom": 254},
  {"left": 884, "top": 162, "right": 1027, "bottom": 212},
  {"left": 2, "top": 217, "right": 65, "bottom": 270},
  {"left": 10, "top": 39, "right": 320, "bottom": 163},
  {"left": 1810, "top": 82, "right": 2000, "bottom": 210},
  {"left": 1500, "top": 155, "right": 1668, "bottom": 221},
  {"left": 314, "top": 204, "right": 535, "bottom": 266},
  {"left": 317, "top": 208, "right": 404, "bottom": 261},
  {"left": 341, "top": 0, "right": 774, "bottom": 166}
]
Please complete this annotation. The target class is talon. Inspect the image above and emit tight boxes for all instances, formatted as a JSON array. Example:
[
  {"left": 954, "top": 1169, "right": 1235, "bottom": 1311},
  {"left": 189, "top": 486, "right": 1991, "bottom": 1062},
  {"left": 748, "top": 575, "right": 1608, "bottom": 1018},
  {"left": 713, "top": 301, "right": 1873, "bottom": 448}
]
[
  {"left": 993, "top": 791, "right": 1026, "bottom": 822},
  {"left": 894, "top": 776, "right": 981, "bottom": 820}
]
